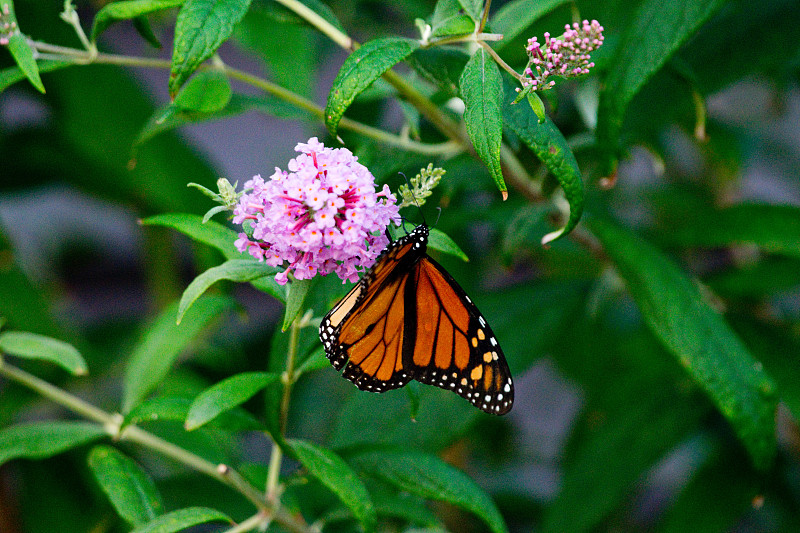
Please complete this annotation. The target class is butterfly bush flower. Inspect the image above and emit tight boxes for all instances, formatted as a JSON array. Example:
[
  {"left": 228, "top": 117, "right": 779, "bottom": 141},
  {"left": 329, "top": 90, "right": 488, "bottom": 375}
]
[
  {"left": 233, "top": 138, "right": 400, "bottom": 285},
  {"left": 522, "top": 19, "right": 604, "bottom": 91}
]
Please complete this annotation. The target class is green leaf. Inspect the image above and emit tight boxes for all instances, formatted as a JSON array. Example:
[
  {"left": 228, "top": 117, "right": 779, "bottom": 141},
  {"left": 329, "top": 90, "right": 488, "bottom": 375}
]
[
  {"left": 130, "top": 507, "right": 231, "bottom": 533},
  {"left": 460, "top": 47, "right": 505, "bottom": 195},
  {"left": 185, "top": 372, "right": 278, "bottom": 430},
  {"left": 0, "top": 60, "right": 70, "bottom": 94},
  {"left": 7, "top": 34, "right": 44, "bottom": 93},
  {"left": 596, "top": 0, "right": 726, "bottom": 173},
  {"left": 490, "top": 0, "right": 571, "bottom": 49},
  {"left": 142, "top": 213, "right": 239, "bottom": 257},
  {"left": 0, "top": 331, "right": 87, "bottom": 375},
  {"left": 173, "top": 71, "right": 232, "bottom": 113},
  {"left": 132, "top": 15, "right": 163, "bottom": 48},
  {"left": 428, "top": 228, "right": 469, "bottom": 262},
  {"left": 659, "top": 203, "right": 800, "bottom": 259},
  {"left": 169, "top": 0, "right": 252, "bottom": 95},
  {"left": 325, "top": 37, "right": 420, "bottom": 137},
  {"left": 408, "top": 47, "right": 469, "bottom": 96},
  {"left": 122, "top": 395, "right": 262, "bottom": 431},
  {"left": 430, "top": 0, "right": 475, "bottom": 38},
  {"left": 92, "top": 0, "right": 184, "bottom": 42},
  {"left": 502, "top": 77, "right": 583, "bottom": 243},
  {"left": 178, "top": 259, "right": 279, "bottom": 324},
  {"left": 88, "top": 446, "right": 163, "bottom": 526},
  {"left": 282, "top": 278, "right": 311, "bottom": 331},
  {"left": 350, "top": 449, "right": 508, "bottom": 533},
  {"left": 456, "top": 0, "right": 483, "bottom": 24},
  {"left": 141, "top": 213, "right": 286, "bottom": 302},
  {"left": 122, "top": 396, "right": 192, "bottom": 428},
  {"left": 123, "top": 296, "right": 234, "bottom": 412},
  {"left": 587, "top": 218, "right": 777, "bottom": 468},
  {"left": 289, "top": 439, "right": 377, "bottom": 532},
  {"left": 0, "top": 421, "right": 106, "bottom": 466}
]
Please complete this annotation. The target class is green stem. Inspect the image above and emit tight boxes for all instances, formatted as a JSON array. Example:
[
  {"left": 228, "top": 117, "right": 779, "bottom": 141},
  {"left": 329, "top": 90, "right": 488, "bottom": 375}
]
[
  {"left": 273, "top": 0, "right": 354, "bottom": 51},
  {"left": 222, "top": 512, "right": 267, "bottom": 533},
  {"left": 265, "top": 311, "right": 302, "bottom": 501},
  {"left": 479, "top": 0, "right": 492, "bottom": 32},
  {"left": 480, "top": 41, "right": 526, "bottom": 84},
  {"left": 0, "top": 357, "right": 114, "bottom": 425},
  {"left": 0, "top": 359, "right": 320, "bottom": 531}
]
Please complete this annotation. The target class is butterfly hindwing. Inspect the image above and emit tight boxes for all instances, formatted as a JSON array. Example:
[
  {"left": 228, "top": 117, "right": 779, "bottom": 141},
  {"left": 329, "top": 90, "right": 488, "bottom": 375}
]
[
  {"left": 318, "top": 224, "right": 514, "bottom": 415},
  {"left": 410, "top": 257, "right": 513, "bottom": 415}
]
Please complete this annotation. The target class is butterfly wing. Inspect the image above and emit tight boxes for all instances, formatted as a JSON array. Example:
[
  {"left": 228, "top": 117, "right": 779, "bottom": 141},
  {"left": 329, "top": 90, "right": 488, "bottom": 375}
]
[
  {"left": 319, "top": 227, "right": 427, "bottom": 392},
  {"left": 408, "top": 256, "right": 514, "bottom": 415},
  {"left": 319, "top": 224, "right": 514, "bottom": 415}
]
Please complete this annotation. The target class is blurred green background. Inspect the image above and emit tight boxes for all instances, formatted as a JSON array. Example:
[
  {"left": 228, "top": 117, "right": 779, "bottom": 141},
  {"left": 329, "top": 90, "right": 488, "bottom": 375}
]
[{"left": 2, "top": 0, "right": 800, "bottom": 532}]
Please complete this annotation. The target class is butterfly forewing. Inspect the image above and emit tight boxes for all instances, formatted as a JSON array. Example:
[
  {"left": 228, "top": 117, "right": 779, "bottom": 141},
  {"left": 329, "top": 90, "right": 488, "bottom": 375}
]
[
  {"left": 319, "top": 229, "right": 425, "bottom": 391},
  {"left": 318, "top": 224, "right": 514, "bottom": 415}
]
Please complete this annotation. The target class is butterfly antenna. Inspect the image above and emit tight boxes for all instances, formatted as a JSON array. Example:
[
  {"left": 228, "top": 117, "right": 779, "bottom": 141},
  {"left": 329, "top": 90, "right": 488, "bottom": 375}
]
[{"left": 399, "top": 172, "right": 427, "bottom": 227}]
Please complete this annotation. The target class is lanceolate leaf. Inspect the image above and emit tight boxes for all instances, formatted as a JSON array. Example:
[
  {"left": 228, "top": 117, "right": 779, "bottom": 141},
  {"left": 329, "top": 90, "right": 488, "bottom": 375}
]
[
  {"left": 456, "top": 0, "right": 483, "bottom": 24},
  {"left": 141, "top": 213, "right": 286, "bottom": 301},
  {"left": 430, "top": 0, "right": 475, "bottom": 38},
  {"left": 460, "top": 47, "right": 505, "bottom": 195},
  {"left": 429, "top": 228, "right": 469, "bottom": 262},
  {"left": 178, "top": 259, "right": 279, "bottom": 324},
  {"left": 7, "top": 34, "right": 44, "bottom": 93},
  {"left": 123, "top": 296, "right": 234, "bottom": 412},
  {"left": 92, "top": 0, "right": 184, "bottom": 42},
  {"left": 588, "top": 218, "right": 777, "bottom": 468},
  {"left": 0, "top": 421, "right": 106, "bottom": 466},
  {"left": 325, "top": 37, "right": 420, "bottom": 137},
  {"left": 0, "top": 331, "right": 87, "bottom": 375},
  {"left": 0, "top": 60, "right": 70, "bottom": 94},
  {"left": 88, "top": 446, "right": 164, "bottom": 526},
  {"left": 141, "top": 213, "right": 239, "bottom": 258},
  {"left": 169, "top": 0, "right": 252, "bottom": 95},
  {"left": 122, "top": 395, "right": 262, "bottom": 431},
  {"left": 596, "top": 0, "right": 726, "bottom": 174},
  {"left": 350, "top": 449, "right": 508, "bottom": 533},
  {"left": 502, "top": 77, "right": 583, "bottom": 243},
  {"left": 173, "top": 71, "right": 232, "bottom": 113},
  {"left": 282, "top": 278, "right": 312, "bottom": 331},
  {"left": 289, "top": 439, "right": 377, "bottom": 532},
  {"left": 130, "top": 507, "right": 232, "bottom": 533},
  {"left": 185, "top": 372, "right": 279, "bottom": 430}
]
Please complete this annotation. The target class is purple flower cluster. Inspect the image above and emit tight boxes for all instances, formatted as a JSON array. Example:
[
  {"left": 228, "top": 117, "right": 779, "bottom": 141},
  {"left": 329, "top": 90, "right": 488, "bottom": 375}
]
[
  {"left": 522, "top": 19, "right": 604, "bottom": 91},
  {"left": 233, "top": 138, "right": 400, "bottom": 285},
  {"left": 0, "top": 4, "right": 19, "bottom": 46}
]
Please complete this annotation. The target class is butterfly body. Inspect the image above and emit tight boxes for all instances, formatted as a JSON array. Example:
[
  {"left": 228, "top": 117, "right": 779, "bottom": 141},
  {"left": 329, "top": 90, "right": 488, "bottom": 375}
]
[{"left": 319, "top": 224, "right": 514, "bottom": 415}]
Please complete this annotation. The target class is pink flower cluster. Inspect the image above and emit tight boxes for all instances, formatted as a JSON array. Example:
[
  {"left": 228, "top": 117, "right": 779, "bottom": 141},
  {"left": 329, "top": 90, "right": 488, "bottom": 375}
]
[
  {"left": 233, "top": 138, "right": 400, "bottom": 285},
  {"left": 0, "top": 4, "right": 19, "bottom": 46},
  {"left": 522, "top": 19, "right": 604, "bottom": 91}
]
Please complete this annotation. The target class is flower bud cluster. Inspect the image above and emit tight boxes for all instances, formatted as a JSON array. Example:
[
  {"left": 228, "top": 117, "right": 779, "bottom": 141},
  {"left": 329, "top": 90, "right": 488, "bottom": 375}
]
[
  {"left": 233, "top": 138, "right": 400, "bottom": 285},
  {"left": 0, "top": 4, "right": 19, "bottom": 46},
  {"left": 522, "top": 19, "right": 604, "bottom": 91}
]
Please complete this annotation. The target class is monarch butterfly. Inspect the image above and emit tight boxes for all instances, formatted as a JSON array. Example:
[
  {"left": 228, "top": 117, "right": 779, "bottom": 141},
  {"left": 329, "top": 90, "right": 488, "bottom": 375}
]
[{"left": 319, "top": 224, "right": 513, "bottom": 415}]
